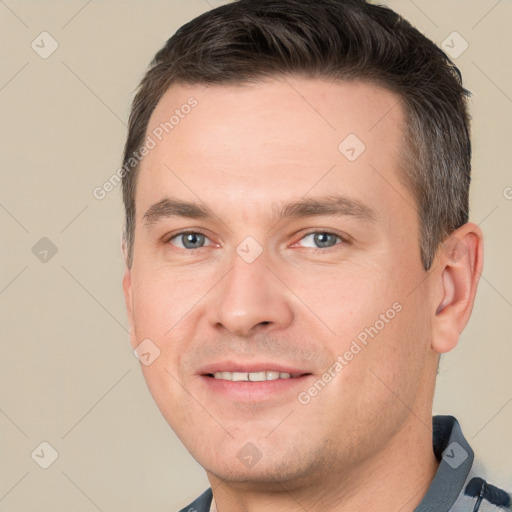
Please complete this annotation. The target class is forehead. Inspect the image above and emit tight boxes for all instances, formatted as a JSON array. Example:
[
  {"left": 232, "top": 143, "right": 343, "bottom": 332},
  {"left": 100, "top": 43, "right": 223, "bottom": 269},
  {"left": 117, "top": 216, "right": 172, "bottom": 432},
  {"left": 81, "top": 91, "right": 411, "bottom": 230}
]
[{"left": 136, "top": 77, "right": 414, "bottom": 227}]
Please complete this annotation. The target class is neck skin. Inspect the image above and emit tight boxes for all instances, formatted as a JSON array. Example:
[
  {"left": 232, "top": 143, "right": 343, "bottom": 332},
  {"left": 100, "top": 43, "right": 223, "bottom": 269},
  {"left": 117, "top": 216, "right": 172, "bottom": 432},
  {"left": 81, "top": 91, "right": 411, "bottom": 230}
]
[{"left": 208, "top": 361, "right": 440, "bottom": 512}]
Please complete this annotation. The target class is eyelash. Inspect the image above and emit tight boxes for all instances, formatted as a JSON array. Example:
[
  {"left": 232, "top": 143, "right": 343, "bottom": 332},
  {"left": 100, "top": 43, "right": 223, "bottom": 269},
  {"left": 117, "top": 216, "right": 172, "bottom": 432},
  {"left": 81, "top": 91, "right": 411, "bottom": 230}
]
[{"left": 165, "top": 229, "right": 350, "bottom": 251}]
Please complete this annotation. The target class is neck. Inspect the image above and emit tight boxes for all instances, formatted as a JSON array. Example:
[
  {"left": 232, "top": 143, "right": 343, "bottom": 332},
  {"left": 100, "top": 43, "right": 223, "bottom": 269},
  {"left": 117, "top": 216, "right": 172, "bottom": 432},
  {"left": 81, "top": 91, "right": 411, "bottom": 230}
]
[{"left": 208, "top": 412, "right": 439, "bottom": 512}]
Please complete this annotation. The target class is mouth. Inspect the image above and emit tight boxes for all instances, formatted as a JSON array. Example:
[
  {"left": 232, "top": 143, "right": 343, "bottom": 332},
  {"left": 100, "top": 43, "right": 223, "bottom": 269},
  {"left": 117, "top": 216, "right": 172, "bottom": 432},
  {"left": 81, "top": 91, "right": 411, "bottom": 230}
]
[
  {"left": 197, "top": 362, "right": 314, "bottom": 402},
  {"left": 207, "top": 370, "right": 307, "bottom": 381}
]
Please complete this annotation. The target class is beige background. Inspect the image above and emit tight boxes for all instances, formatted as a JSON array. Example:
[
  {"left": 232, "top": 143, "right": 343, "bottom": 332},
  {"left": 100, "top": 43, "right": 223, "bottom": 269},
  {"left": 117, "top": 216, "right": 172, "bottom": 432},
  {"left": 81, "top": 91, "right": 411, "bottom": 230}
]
[{"left": 1, "top": 0, "right": 511, "bottom": 510}]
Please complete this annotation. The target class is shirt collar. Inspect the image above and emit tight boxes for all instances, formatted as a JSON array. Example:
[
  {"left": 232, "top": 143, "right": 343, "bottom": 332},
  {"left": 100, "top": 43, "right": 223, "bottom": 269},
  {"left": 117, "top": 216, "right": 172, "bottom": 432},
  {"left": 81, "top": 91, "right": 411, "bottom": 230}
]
[{"left": 415, "top": 415, "right": 475, "bottom": 512}]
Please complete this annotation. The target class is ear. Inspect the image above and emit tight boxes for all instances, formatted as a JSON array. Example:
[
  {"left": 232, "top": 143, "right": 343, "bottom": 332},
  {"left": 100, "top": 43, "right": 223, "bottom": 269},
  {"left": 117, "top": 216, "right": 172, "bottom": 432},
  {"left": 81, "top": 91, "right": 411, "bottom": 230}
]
[
  {"left": 121, "top": 237, "right": 136, "bottom": 349},
  {"left": 431, "top": 222, "right": 484, "bottom": 354}
]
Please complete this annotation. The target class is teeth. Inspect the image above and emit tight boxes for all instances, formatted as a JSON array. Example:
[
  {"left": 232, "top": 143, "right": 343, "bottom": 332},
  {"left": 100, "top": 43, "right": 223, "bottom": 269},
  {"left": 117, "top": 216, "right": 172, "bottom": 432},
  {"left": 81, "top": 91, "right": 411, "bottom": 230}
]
[
  {"left": 212, "top": 371, "right": 292, "bottom": 381},
  {"left": 249, "top": 371, "right": 266, "bottom": 382}
]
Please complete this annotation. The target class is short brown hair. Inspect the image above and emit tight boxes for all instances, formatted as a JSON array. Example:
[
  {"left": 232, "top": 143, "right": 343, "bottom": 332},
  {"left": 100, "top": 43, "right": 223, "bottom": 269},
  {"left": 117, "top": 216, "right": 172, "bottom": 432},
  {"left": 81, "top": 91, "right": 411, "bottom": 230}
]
[{"left": 122, "top": 0, "right": 471, "bottom": 270}]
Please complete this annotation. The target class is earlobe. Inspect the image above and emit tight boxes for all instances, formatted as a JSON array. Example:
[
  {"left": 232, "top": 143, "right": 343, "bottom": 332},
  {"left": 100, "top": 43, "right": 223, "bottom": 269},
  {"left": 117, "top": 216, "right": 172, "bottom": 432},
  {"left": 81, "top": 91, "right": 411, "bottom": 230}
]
[{"left": 431, "top": 223, "right": 484, "bottom": 354}]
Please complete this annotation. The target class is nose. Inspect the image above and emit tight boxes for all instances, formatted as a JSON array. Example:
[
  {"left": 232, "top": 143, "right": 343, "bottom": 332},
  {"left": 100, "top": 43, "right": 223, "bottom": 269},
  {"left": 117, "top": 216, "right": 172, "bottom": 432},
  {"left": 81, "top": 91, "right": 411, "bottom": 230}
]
[{"left": 207, "top": 249, "right": 294, "bottom": 337}]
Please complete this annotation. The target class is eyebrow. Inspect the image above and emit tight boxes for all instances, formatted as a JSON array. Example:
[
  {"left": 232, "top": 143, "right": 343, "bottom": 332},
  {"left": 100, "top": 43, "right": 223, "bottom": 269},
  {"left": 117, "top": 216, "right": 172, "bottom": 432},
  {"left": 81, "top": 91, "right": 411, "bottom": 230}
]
[{"left": 142, "top": 195, "right": 377, "bottom": 226}]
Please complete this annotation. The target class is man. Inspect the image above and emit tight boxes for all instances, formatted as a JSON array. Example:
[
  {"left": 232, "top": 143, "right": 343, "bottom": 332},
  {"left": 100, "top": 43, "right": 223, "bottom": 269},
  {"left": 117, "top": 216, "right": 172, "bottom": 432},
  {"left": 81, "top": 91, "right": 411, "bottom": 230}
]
[{"left": 120, "top": 0, "right": 511, "bottom": 510}]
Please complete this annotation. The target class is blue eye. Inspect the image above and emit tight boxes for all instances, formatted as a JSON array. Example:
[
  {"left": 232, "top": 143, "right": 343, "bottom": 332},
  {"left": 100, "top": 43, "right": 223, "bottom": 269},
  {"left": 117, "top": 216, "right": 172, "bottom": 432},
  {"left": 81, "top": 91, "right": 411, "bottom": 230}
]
[
  {"left": 167, "top": 230, "right": 345, "bottom": 251},
  {"left": 169, "top": 232, "right": 212, "bottom": 249},
  {"left": 299, "top": 232, "right": 342, "bottom": 249}
]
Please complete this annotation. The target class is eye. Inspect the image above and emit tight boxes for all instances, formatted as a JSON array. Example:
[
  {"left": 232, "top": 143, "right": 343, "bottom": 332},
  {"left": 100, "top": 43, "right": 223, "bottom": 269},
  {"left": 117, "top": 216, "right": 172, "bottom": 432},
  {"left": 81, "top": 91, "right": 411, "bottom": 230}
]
[
  {"left": 297, "top": 232, "right": 344, "bottom": 249},
  {"left": 168, "top": 231, "right": 213, "bottom": 249}
]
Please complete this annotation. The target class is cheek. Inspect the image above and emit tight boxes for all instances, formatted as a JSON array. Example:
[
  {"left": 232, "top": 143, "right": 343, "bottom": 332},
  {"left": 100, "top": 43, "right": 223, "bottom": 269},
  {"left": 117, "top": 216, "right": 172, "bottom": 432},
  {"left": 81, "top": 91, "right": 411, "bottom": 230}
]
[
  {"left": 130, "top": 269, "right": 206, "bottom": 337},
  {"left": 354, "top": 296, "right": 432, "bottom": 413},
  {"left": 311, "top": 270, "right": 429, "bottom": 411},
  {"left": 129, "top": 276, "right": 186, "bottom": 399},
  {"left": 283, "top": 262, "right": 399, "bottom": 341},
  {"left": 129, "top": 271, "right": 209, "bottom": 405}
]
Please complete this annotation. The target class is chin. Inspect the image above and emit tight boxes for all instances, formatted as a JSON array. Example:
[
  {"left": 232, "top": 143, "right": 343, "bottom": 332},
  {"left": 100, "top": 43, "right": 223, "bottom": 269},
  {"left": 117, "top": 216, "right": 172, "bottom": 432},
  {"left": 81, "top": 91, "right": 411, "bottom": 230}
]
[
  {"left": 196, "top": 441, "right": 326, "bottom": 489},
  {"left": 205, "top": 462, "right": 307, "bottom": 488}
]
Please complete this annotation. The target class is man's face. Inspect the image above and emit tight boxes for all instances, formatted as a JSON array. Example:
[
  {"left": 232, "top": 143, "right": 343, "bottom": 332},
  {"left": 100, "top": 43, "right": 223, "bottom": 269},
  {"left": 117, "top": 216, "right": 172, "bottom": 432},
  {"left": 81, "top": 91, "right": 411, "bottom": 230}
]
[{"left": 123, "top": 78, "right": 439, "bottom": 486}]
